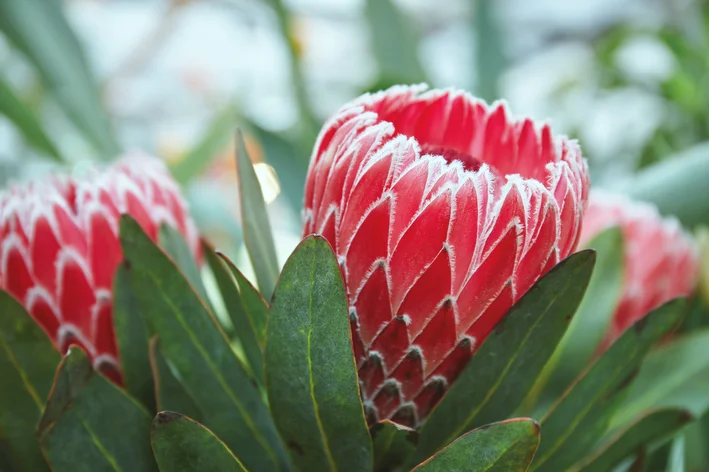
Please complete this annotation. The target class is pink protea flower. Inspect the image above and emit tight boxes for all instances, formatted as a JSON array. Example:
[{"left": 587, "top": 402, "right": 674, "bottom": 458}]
[
  {"left": 0, "top": 153, "right": 200, "bottom": 382},
  {"left": 580, "top": 191, "right": 699, "bottom": 342},
  {"left": 303, "top": 85, "right": 589, "bottom": 426}
]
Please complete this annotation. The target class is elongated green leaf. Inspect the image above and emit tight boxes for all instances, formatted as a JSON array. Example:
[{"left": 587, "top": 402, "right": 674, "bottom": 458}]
[
  {"left": 412, "top": 250, "right": 595, "bottom": 464},
  {"left": 613, "top": 329, "right": 709, "bottom": 427},
  {"left": 170, "top": 106, "right": 239, "bottom": 184},
  {"left": 37, "top": 347, "right": 156, "bottom": 472},
  {"left": 0, "top": 290, "right": 59, "bottom": 472},
  {"left": 576, "top": 408, "right": 692, "bottom": 472},
  {"left": 113, "top": 262, "right": 154, "bottom": 411},
  {"left": 119, "top": 215, "right": 289, "bottom": 472},
  {"left": 365, "top": 0, "right": 426, "bottom": 84},
  {"left": 217, "top": 251, "right": 268, "bottom": 347},
  {"left": 149, "top": 337, "right": 202, "bottom": 421},
  {"left": 411, "top": 419, "right": 540, "bottom": 471},
  {"left": 0, "top": 75, "right": 62, "bottom": 161},
  {"left": 235, "top": 129, "right": 279, "bottom": 300},
  {"left": 531, "top": 299, "right": 686, "bottom": 472},
  {"left": 372, "top": 420, "right": 418, "bottom": 472},
  {"left": 541, "top": 228, "right": 624, "bottom": 399},
  {"left": 151, "top": 411, "right": 246, "bottom": 472},
  {"left": 0, "top": 0, "right": 119, "bottom": 157},
  {"left": 623, "top": 141, "right": 709, "bottom": 227},
  {"left": 204, "top": 247, "right": 264, "bottom": 387},
  {"left": 667, "top": 434, "right": 685, "bottom": 472},
  {"left": 158, "top": 224, "right": 210, "bottom": 305},
  {"left": 266, "top": 236, "right": 372, "bottom": 472}
]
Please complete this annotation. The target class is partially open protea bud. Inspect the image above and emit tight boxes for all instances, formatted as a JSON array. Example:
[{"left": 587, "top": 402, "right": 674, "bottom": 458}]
[
  {"left": 0, "top": 153, "right": 199, "bottom": 382},
  {"left": 580, "top": 191, "right": 699, "bottom": 341},
  {"left": 303, "top": 85, "right": 589, "bottom": 425}
]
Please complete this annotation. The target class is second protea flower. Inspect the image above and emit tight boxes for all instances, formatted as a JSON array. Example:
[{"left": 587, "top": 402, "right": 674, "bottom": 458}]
[
  {"left": 303, "top": 85, "right": 589, "bottom": 425},
  {"left": 580, "top": 191, "right": 699, "bottom": 342},
  {"left": 0, "top": 153, "right": 199, "bottom": 382}
]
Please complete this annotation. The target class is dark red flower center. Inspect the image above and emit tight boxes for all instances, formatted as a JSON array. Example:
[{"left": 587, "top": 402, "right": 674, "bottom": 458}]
[{"left": 420, "top": 144, "right": 483, "bottom": 172}]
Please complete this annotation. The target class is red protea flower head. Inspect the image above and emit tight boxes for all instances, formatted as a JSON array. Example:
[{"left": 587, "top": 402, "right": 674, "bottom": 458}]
[
  {"left": 580, "top": 191, "right": 699, "bottom": 341},
  {"left": 303, "top": 85, "right": 589, "bottom": 426},
  {"left": 0, "top": 152, "right": 200, "bottom": 382}
]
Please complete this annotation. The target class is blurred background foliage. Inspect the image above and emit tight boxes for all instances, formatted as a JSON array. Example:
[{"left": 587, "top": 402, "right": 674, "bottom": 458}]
[
  {"left": 2, "top": 0, "right": 709, "bottom": 468},
  {"left": 2, "top": 0, "right": 709, "bottom": 246}
]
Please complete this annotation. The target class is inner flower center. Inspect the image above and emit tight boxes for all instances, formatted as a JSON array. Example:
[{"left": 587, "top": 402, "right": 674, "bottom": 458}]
[{"left": 420, "top": 144, "right": 483, "bottom": 172}]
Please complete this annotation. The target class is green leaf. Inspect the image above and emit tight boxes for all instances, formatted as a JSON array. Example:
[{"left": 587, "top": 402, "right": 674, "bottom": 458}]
[
  {"left": 151, "top": 411, "right": 246, "bottom": 472},
  {"left": 364, "top": 0, "right": 427, "bottom": 83},
  {"left": 623, "top": 141, "right": 709, "bottom": 227},
  {"left": 0, "top": 0, "right": 119, "bottom": 157},
  {"left": 149, "top": 336, "right": 202, "bottom": 421},
  {"left": 539, "top": 227, "right": 624, "bottom": 400},
  {"left": 411, "top": 419, "right": 540, "bottom": 471},
  {"left": 265, "top": 235, "right": 372, "bottom": 472},
  {"left": 158, "top": 223, "right": 210, "bottom": 305},
  {"left": 576, "top": 408, "right": 693, "bottom": 472},
  {"left": 667, "top": 434, "right": 685, "bottom": 472},
  {"left": 371, "top": 420, "right": 418, "bottom": 472},
  {"left": 37, "top": 347, "right": 156, "bottom": 472},
  {"left": 203, "top": 247, "right": 264, "bottom": 388},
  {"left": 119, "top": 215, "right": 289, "bottom": 472},
  {"left": 530, "top": 299, "right": 686, "bottom": 472},
  {"left": 113, "top": 262, "right": 155, "bottom": 411},
  {"left": 0, "top": 290, "right": 59, "bottom": 472},
  {"left": 0, "top": 75, "right": 62, "bottom": 161},
  {"left": 412, "top": 250, "right": 596, "bottom": 464},
  {"left": 613, "top": 329, "right": 709, "bottom": 427},
  {"left": 235, "top": 129, "right": 279, "bottom": 300},
  {"left": 170, "top": 106, "right": 239, "bottom": 185},
  {"left": 217, "top": 251, "right": 268, "bottom": 347}
]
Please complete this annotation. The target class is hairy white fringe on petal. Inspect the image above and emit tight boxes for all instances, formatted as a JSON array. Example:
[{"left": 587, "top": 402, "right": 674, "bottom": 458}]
[
  {"left": 26, "top": 286, "right": 60, "bottom": 320},
  {"left": 57, "top": 324, "right": 96, "bottom": 356}
]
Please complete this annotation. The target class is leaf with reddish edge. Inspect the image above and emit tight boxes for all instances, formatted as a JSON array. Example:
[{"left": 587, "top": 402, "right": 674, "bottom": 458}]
[
  {"left": 265, "top": 236, "right": 372, "bottom": 472},
  {"left": 235, "top": 129, "right": 279, "bottom": 300},
  {"left": 158, "top": 224, "right": 212, "bottom": 310},
  {"left": 37, "top": 347, "right": 156, "bottom": 472},
  {"left": 371, "top": 420, "right": 418, "bottom": 472},
  {"left": 113, "top": 262, "right": 155, "bottom": 411},
  {"left": 411, "top": 419, "right": 540, "bottom": 471},
  {"left": 151, "top": 411, "right": 247, "bottom": 472},
  {"left": 411, "top": 250, "right": 596, "bottom": 465},
  {"left": 0, "top": 290, "right": 59, "bottom": 472},
  {"left": 531, "top": 299, "right": 686, "bottom": 472},
  {"left": 149, "top": 336, "right": 202, "bottom": 422},
  {"left": 218, "top": 252, "right": 268, "bottom": 347},
  {"left": 203, "top": 246, "right": 264, "bottom": 388},
  {"left": 575, "top": 408, "right": 692, "bottom": 472},
  {"left": 119, "top": 215, "right": 289, "bottom": 472}
]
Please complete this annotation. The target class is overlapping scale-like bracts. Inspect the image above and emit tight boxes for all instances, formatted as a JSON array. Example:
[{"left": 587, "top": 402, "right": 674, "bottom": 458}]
[
  {"left": 0, "top": 152, "right": 199, "bottom": 382},
  {"left": 303, "top": 85, "right": 589, "bottom": 426},
  {"left": 580, "top": 191, "right": 698, "bottom": 343}
]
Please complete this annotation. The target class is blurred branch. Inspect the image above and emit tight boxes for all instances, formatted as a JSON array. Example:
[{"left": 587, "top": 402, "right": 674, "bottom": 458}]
[
  {"left": 265, "top": 0, "right": 319, "bottom": 160},
  {"left": 0, "top": 0, "right": 119, "bottom": 158},
  {"left": 364, "top": 0, "right": 427, "bottom": 87},
  {"left": 0, "top": 75, "right": 63, "bottom": 162},
  {"left": 474, "top": 0, "right": 505, "bottom": 102}
]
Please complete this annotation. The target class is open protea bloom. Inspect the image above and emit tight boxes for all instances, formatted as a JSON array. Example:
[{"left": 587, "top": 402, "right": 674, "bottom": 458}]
[
  {"left": 303, "top": 85, "right": 589, "bottom": 426},
  {"left": 0, "top": 153, "right": 199, "bottom": 382},
  {"left": 580, "top": 191, "right": 699, "bottom": 341}
]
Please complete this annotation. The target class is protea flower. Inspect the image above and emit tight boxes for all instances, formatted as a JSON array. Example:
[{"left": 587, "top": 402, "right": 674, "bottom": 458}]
[
  {"left": 580, "top": 191, "right": 699, "bottom": 342},
  {"left": 0, "top": 153, "right": 199, "bottom": 382},
  {"left": 303, "top": 85, "right": 589, "bottom": 426}
]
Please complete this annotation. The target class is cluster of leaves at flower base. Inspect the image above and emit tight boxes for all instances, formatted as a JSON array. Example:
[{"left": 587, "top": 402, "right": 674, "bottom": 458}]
[{"left": 3, "top": 148, "right": 709, "bottom": 472}]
